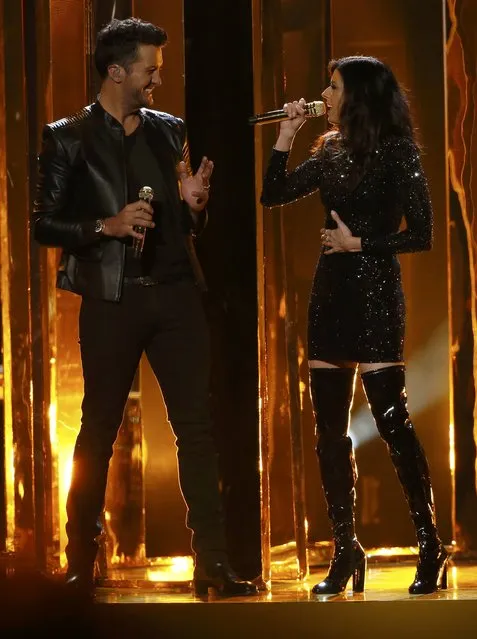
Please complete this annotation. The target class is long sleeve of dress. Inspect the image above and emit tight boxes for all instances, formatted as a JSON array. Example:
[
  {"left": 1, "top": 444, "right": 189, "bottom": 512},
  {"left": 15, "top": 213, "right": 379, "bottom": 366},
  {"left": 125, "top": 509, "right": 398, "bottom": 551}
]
[
  {"left": 361, "top": 139, "right": 433, "bottom": 254},
  {"left": 260, "top": 148, "right": 322, "bottom": 207}
]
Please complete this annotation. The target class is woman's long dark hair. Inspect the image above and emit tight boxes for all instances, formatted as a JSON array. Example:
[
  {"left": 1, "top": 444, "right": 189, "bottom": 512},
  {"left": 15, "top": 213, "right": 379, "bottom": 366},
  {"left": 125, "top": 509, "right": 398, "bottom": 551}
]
[{"left": 316, "top": 56, "right": 415, "bottom": 171}]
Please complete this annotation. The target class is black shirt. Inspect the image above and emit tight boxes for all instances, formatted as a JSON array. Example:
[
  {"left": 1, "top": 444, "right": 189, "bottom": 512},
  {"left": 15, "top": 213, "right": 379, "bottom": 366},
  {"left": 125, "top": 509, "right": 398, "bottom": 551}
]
[{"left": 122, "top": 124, "right": 193, "bottom": 281}]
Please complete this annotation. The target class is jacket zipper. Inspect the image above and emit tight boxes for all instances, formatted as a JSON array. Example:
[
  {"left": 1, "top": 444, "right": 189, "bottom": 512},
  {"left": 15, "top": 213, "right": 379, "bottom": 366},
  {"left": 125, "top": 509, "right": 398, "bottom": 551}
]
[{"left": 115, "top": 132, "right": 127, "bottom": 301}]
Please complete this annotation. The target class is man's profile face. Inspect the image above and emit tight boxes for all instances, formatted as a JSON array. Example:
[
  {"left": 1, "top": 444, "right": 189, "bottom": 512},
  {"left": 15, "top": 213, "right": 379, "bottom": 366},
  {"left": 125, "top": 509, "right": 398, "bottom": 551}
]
[{"left": 117, "top": 44, "right": 163, "bottom": 109}]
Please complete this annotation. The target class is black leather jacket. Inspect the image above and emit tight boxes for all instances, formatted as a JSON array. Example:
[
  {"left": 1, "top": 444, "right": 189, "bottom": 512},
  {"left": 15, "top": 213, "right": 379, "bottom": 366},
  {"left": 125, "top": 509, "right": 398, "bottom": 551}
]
[{"left": 33, "top": 101, "right": 206, "bottom": 301}]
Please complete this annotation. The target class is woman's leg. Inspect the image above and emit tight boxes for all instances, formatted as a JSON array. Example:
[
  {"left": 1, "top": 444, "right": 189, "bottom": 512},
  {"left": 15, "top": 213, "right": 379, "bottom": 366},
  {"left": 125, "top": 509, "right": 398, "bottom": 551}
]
[
  {"left": 309, "top": 359, "right": 366, "bottom": 594},
  {"left": 360, "top": 362, "right": 448, "bottom": 594}
]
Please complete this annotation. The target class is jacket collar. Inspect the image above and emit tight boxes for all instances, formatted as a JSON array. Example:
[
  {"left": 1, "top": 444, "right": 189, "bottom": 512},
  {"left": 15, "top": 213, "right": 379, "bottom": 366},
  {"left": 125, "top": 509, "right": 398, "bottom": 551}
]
[
  {"left": 90, "top": 100, "right": 181, "bottom": 209},
  {"left": 91, "top": 99, "right": 146, "bottom": 136}
]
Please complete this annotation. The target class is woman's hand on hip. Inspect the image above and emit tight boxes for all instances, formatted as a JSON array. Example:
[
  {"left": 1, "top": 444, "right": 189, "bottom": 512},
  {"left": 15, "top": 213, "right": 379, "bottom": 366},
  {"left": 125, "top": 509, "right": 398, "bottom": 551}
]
[{"left": 321, "top": 211, "right": 362, "bottom": 254}]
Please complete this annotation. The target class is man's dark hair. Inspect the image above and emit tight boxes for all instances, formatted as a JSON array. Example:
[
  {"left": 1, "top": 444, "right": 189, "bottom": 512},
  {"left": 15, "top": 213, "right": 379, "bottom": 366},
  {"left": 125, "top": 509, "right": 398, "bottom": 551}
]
[{"left": 94, "top": 17, "right": 167, "bottom": 79}]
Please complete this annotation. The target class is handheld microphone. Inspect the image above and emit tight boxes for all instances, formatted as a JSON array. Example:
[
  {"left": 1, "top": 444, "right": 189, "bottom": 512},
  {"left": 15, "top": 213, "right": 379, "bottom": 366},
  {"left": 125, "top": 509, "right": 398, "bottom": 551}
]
[
  {"left": 248, "top": 100, "right": 326, "bottom": 126},
  {"left": 132, "top": 186, "right": 155, "bottom": 259}
]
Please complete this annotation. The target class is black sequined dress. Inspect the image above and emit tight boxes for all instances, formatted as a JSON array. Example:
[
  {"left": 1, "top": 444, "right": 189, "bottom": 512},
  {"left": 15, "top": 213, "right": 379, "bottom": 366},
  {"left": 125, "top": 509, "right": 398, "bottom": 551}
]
[{"left": 260, "top": 135, "right": 433, "bottom": 363}]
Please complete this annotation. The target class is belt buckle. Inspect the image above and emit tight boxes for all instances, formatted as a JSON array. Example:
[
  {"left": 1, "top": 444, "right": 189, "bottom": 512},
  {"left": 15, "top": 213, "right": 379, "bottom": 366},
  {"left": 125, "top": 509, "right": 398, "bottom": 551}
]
[
  {"left": 124, "top": 275, "right": 159, "bottom": 286},
  {"left": 140, "top": 276, "right": 158, "bottom": 286}
]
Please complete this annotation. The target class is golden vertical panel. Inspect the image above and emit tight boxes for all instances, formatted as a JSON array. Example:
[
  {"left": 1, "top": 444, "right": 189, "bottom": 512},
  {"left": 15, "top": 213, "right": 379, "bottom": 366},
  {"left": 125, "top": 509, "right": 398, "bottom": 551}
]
[
  {"left": 0, "top": 0, "right": 35, "bottom": 562},
  {"left": 252, "top": 0, "right": 330, "bottom": 582},
  {"left": 446, "top": 0, "right": 477, "bottom": 550},
  {"left": 49, "top": 0, "right": 89, "bottom": 566}
]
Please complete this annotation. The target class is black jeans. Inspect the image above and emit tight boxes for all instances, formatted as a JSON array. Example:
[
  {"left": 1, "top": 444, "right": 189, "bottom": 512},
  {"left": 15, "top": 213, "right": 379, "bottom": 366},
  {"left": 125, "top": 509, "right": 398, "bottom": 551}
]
[{"left": 65, "top": 279, "right": 226, "bottom": 566}]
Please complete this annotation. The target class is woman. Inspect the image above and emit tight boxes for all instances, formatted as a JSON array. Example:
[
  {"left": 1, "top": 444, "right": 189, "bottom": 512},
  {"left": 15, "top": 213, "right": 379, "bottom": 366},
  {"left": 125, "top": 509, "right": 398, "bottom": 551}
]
[{"left": 260, "top": 56, "right": 448, "bottom": 595}]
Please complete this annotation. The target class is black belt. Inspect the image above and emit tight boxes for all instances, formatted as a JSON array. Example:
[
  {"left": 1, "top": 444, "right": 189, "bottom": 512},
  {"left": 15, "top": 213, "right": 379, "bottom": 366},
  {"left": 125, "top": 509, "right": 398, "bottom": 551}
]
[{"left": 123, "top": 275, "right": 160, "bottom": 286}]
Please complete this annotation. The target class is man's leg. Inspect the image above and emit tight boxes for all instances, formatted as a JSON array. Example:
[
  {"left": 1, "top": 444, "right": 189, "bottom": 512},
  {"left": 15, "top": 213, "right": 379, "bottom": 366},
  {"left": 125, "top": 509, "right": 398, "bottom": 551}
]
[
  {"left": 65, "top": 287, "right": 149, "bottom": 589},
  {"left": 145, "top": 281, "right": 257, "bottom": 596}
]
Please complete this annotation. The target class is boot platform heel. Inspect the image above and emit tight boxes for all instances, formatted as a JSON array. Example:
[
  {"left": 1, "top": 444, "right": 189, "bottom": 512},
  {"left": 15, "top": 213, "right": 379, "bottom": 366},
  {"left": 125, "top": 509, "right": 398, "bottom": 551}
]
[
  {"left": 312, "top": 541, "right": 366, "bottom": 595},
  {"left": 408, "top": 545, "right": 449, "bottom": 594},
  {"left": 352, "top": 556, "right": 366, "bottom": 593},
  {"left": 440, "top": 562, "right": 448, "bottom": 590}
]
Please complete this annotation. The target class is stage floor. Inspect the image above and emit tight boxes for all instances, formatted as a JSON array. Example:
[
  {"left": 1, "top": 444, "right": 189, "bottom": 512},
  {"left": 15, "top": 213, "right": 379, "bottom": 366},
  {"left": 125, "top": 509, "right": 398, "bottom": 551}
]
[
  {"left": 2, "top": 560, "right": 476, "bottom": 638},
  {"left": 95, "top": 560, "right": 477, "bottom": 604},
  {"left": 86, "top": 561, "right": 477, "bottom": 639}
]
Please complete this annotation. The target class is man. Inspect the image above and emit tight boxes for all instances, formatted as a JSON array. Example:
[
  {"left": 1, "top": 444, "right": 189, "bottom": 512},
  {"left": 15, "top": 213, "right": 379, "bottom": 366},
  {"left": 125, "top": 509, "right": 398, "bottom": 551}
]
[{"left": 33, "top": 17, "right": 257, "bottom": 598}]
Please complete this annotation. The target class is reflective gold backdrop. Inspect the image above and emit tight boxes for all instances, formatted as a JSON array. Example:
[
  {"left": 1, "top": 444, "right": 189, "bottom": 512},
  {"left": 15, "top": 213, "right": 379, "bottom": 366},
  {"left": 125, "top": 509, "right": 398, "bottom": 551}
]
[{"left": 1, "top": 0, "right": 476, "bottom": 584}]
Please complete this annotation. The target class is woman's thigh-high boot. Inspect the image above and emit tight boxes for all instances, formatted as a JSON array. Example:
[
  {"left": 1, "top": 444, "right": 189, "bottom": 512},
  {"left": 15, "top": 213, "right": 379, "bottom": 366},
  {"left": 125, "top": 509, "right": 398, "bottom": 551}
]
[
  {"left": 361, "top": 365, "right": 448, "bottom": 594},
  {"left": 310, "top": 367, "right": 366, "bottom": 595}
]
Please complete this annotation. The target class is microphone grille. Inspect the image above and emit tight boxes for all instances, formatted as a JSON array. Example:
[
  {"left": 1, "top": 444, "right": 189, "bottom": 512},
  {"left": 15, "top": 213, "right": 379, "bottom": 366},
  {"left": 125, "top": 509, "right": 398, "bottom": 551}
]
[
  {"left": 307, "top": 101, "right": 326, "bottom": 117},
  {"left": 139, "top": 186, "right": 154, "bottom": 202}
]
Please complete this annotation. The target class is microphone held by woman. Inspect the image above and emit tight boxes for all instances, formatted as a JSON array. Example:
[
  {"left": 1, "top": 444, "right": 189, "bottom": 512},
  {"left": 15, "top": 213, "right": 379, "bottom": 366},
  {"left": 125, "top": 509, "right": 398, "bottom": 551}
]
[{"left": 248, "top": 100, "right": 326, "bottom": 125}]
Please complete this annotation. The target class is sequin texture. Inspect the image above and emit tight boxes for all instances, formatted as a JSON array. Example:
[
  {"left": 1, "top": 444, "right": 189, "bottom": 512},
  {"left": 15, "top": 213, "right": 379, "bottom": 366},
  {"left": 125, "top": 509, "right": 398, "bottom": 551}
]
[{"left": 260, "top": 136, "right": 433, "bottom": 363}]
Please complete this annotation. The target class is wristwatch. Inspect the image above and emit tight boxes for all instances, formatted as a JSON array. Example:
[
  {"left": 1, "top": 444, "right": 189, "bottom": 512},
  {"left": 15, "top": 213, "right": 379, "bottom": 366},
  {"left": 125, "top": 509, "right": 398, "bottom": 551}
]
[{"left": 94, "top": 218, "right": 105, "bottom": 235}]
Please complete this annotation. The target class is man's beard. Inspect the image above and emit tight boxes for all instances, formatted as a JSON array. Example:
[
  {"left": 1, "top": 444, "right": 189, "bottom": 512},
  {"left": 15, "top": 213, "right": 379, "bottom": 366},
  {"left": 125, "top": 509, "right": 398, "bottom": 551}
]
[{"left": 138, "top": 86, "right": 154, "bottom": 107}]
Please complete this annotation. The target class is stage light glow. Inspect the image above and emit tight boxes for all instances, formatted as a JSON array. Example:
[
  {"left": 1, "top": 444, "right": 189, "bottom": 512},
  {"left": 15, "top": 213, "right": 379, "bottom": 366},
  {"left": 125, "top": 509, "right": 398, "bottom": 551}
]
[{"left": 350, "top": 322, "right": 449, "bottom": 448}]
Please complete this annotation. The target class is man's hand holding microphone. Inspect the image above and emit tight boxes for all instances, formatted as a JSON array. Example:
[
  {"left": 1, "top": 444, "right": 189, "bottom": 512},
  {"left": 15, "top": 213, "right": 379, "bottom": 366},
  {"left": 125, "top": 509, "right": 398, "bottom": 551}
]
[{"left": 102, "top": 198, "right": 155, "bottom": 241}]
